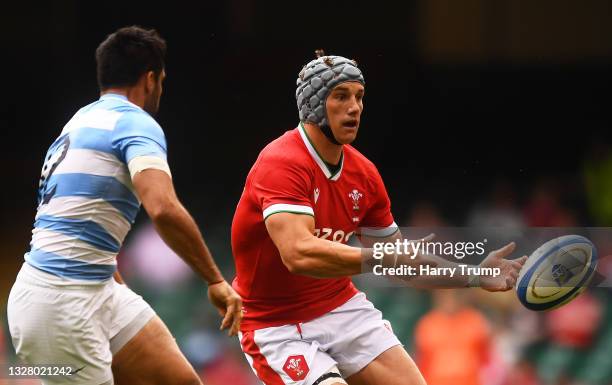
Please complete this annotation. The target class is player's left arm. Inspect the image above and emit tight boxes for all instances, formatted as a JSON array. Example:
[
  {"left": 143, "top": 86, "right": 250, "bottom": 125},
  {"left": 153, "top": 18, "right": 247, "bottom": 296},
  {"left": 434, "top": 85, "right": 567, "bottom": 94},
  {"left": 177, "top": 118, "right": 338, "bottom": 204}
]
[{"left": 361, "top": 167, "right": 527, "bottom": 291}]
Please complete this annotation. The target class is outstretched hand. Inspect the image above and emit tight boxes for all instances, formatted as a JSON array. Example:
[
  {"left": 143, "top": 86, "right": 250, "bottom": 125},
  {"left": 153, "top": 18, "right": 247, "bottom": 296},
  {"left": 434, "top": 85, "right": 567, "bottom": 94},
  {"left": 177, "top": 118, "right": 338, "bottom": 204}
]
[
  {"left": 207, "top": 280, "right": 243, "bottom": 336},
  {"left": 479, "top": 242, "right": 528, "bottom": 292}
]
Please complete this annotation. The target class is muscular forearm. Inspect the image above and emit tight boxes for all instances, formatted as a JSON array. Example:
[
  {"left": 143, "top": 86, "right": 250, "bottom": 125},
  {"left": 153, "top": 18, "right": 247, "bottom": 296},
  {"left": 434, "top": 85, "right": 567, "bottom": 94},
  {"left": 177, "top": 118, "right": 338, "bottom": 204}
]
[
  {"left": 282, "top": 236, "right": 365, "bottom": 278},
  {"left": 151, "top": 202, "right": 224, "bottom": 285}
]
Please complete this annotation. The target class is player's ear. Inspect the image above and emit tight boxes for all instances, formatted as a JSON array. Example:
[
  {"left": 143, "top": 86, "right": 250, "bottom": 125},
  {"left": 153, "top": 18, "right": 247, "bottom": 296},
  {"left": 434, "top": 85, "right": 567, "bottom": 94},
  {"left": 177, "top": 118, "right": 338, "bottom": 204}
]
[{"left": 144, "top": 70, "right": 156, "bottom": 93}]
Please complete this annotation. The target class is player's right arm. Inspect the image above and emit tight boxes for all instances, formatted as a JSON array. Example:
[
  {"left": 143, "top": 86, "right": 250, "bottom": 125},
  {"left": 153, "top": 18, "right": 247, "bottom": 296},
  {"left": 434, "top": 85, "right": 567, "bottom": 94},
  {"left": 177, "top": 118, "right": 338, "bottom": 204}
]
[
  {"left": 265, "top": 212, "right": 364, "bottom": 278},
  {"left": 265, "top": 213, "right": 433, "bottom": 278}
]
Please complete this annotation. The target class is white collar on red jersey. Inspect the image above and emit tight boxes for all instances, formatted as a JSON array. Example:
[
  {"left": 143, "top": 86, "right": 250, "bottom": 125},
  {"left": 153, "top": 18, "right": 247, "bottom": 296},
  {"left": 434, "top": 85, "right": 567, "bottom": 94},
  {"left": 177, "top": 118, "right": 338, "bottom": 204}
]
[{"left": 297, "top": 123, "right": 344, "bottom": 181}]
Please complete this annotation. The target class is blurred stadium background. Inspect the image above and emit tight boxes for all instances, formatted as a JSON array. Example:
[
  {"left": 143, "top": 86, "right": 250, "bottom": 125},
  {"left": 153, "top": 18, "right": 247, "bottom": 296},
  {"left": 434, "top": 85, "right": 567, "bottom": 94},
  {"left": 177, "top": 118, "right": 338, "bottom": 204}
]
[{"left": 2, "top": 1, "right": 612, "bottom": 384}]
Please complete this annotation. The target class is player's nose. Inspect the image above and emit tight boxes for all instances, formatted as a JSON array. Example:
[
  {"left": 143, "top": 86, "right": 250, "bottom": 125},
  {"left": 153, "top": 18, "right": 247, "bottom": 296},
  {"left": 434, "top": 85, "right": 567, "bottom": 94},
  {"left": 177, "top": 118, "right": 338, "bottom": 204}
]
[{"left": 347, "top": 98, "right": 360, "bottom": 115}]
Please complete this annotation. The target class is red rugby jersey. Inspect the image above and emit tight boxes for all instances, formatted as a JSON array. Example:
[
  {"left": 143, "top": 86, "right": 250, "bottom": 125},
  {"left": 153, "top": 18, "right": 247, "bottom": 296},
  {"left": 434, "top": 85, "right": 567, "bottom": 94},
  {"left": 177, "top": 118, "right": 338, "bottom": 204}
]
[{"left": 231, "top": 124, "right": 397, "bottom": 331}]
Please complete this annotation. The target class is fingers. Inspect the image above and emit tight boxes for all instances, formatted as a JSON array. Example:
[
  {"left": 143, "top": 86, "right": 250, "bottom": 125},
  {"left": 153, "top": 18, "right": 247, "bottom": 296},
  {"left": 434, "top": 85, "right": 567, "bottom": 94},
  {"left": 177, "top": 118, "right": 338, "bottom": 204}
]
[
  {"left": 230, "top": 303, "right": 243, "bottom": 336},
  {"left": 491, "top": 242, "right": 516, "bottom": 259},
  {"left": 509, "top": 269, "right": 518, "bottom": 280},
  {"left": 219, "top": 299, "right": 243, "bottom": 336},
  {"left": 220, "top": 304, "right": 232, "bottom": 331},
  {"left": 506, "top": 276, "right": 516, "bottom": 290},
  {"left": 510, "top": 255, "right": 528, "bottom": 270},
  {"left": 422, "top": 233, "right": 436, "bottom": 242},
  {"left": 491, "top": 276, "right": 515, "bottom": 292},
  {"left": 209, "top": 281, "right": 243, "bottom": 336},
  {"left": 504, "top": 260, "right": 521, "bottom": 289}
]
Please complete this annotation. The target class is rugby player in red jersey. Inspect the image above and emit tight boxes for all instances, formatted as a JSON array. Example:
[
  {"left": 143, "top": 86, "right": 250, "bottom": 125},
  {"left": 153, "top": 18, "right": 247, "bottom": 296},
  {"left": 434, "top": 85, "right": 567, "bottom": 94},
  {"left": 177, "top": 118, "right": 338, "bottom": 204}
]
[{"left": 231, "top": 51, "right": 526, "bottom": 385}]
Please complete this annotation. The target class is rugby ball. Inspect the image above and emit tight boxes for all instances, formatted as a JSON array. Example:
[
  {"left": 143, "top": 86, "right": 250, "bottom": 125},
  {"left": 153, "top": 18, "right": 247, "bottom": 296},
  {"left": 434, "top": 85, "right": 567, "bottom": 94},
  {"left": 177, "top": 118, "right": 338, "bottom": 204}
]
[{"left": 516, "top": 235, "right": 597, "bottom": 311}]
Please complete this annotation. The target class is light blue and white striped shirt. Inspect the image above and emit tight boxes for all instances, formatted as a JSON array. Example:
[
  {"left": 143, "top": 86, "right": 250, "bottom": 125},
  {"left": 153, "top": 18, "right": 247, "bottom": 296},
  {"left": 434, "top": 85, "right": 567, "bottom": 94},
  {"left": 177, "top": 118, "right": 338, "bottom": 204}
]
[{"left": 26, "top": 93, "right": 168, "bottom": 282}]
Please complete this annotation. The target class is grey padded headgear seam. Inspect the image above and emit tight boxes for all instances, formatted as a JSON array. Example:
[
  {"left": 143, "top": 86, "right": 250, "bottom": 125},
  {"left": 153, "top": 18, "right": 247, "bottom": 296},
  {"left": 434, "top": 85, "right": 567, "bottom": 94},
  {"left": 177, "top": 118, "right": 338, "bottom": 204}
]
[{"left": 295, "top": 55, "right": 365, "bottom": 127}]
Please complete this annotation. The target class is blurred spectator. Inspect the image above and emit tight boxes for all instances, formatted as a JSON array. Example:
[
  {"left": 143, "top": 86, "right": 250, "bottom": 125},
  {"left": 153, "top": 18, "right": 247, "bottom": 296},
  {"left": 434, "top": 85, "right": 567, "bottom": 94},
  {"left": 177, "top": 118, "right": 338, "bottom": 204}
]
[
  {"left": 508, "top": 306, "right": 545, "bottom": 352},
  {"left": 199, "top": 350, "right": 260, "bottom": 385},
  {"left": 120, "top": 221, "right": 195, "bottom": 289},
  {"left": 468, "top": 180, "right": 525, "bottom": 229},
  {"left": 181, "top": 330, "right": 223, "bottom": 369},
  {"left": 181, "top": 329, "right": 258, "bottom": 385},
  {"left": 546, "top": 291, "right": 602, "bottom": 349},
  {"left": 503, "top": 359, "right": 540, "bottom": 385},
  {"left": 524, "top": 179, "right": 579, "bottom": 227},
  {"left": 405, "top": 201, "right": 447, "bottom": 227},
  {"left": 584, "top": 140, "right": 612, "bottom": 226},
  {"left": 532, "top": 291, "right": 604, "bottom": 384},
  {"left": 415, "top": 290, "right": 491, "bottom": 385},
  {"left": 548, "top": 208, "right": 579, "bottom": 227},
  {"left": 523, "top": 179, "right": 562, "bottom": 227},
  {"left": 479, "top": 321, "right": 513, "bottom": 385}
]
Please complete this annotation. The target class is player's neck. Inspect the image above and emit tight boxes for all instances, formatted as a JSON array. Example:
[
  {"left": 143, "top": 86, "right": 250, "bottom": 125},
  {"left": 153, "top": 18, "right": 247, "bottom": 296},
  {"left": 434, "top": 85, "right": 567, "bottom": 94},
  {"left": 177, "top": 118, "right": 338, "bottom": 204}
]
[
  {"left": 100, "top": 87, "right": 146, "bottom": 109},
  {"left": 303, "top": 123, "right": 343, "bottom": 165}
]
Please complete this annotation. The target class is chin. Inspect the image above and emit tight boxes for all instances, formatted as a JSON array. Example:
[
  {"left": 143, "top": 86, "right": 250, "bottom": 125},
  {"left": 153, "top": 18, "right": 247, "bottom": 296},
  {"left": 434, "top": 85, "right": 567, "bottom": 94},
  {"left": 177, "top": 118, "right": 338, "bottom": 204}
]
[{"left": 338, "top": 132, "right": 357, "bottom": 145}]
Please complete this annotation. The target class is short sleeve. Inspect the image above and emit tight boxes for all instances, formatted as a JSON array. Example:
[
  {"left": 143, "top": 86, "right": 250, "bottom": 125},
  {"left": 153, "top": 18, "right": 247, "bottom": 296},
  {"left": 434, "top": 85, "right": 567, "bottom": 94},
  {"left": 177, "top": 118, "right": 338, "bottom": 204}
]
[
  {"left": 251, "top": 154, "right": 314, "bottom": 220},
  {"left": 360, "top": 167, "right": 396, "bottom": 234},
  {"left": 111, "top": 110, "right": 168, "bottom": 164}
]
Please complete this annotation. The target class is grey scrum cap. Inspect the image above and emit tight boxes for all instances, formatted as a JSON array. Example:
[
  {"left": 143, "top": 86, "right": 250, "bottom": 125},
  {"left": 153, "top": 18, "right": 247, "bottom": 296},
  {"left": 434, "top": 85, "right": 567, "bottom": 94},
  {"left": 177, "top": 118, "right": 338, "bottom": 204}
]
[{"left": 295, "top": 52, "right": 364, "bottom": 127}]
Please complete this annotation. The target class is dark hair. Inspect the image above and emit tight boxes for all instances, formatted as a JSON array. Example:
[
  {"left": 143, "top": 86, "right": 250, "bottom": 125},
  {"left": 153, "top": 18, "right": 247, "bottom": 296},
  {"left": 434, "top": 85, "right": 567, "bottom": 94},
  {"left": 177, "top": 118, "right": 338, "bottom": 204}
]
[{"left": 95, "top": 26, "right": 166, "bottom": 90}]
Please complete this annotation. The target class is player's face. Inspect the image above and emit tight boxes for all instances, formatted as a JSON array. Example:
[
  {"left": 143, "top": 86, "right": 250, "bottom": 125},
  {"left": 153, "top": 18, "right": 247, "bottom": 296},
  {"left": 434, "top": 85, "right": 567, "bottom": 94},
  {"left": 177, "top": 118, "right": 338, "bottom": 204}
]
[
  {"left": 144, "top": 69, "right": 165, "bottom": 115},
  {"left": 325, "top": 82, "right": 364, "bottom": 144}
]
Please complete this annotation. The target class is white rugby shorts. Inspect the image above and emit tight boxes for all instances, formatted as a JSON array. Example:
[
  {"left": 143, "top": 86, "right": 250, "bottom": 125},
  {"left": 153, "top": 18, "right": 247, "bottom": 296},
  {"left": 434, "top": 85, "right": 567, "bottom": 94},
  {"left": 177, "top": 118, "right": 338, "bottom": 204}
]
[
  {"left": 7, "top": 262, "right": 155, "bottom": 385},
  {"left": 238, "top": 292, "right": 401, "bottom": 385}
]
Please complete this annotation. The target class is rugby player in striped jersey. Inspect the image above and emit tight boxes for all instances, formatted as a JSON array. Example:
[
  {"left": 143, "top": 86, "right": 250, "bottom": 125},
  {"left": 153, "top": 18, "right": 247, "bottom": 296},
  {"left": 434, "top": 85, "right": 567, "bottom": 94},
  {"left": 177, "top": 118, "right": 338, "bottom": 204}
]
[{"left": 7, "top": 26, "right": 241, "bottom": 385}]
